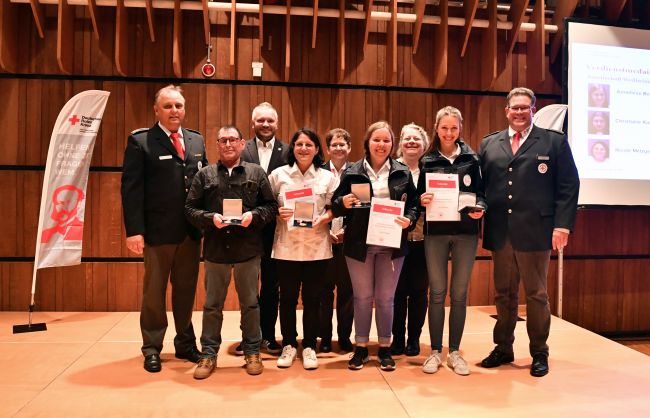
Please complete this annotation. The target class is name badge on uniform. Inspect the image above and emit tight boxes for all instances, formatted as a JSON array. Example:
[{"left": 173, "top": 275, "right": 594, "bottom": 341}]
[
  {"left": 159, "top": 155, "right": 172, "bottom": 160},
  {"left": 537, "top": 155, "right": 550, "bottom": 161},
  {"left": 194, "top": 153, "right": 203, "bottom": 157}
]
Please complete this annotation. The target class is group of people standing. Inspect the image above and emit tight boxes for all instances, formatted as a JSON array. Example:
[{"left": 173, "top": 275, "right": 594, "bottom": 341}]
[{"left": 121, "top": 85, "right": 579, "bottom": 380}]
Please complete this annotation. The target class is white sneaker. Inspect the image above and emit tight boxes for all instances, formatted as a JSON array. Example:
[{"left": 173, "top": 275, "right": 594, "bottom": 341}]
[
  {"left": 302, "top": 347, "right": 319, "bottom": 370},
  {"left": 422, "top": 351, "right": 442, "bottom": 374},
  {"left": 277, "top": 345, "right": 297, "bottom": 368},
  {"left": 447, "top": 351, "right": 470, "bottom": 376}
]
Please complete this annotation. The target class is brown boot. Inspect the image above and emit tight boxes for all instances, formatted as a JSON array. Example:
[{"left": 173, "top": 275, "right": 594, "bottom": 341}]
[
  {"left": 245, "top": 352, "right": 264, "bottom": 375},
  {"left": 193, "top": 357, "right": 216, "bottom": 379}
]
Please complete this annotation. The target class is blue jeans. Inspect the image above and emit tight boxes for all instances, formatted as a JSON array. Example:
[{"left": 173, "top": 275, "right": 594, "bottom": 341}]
[
  {"left": 346, "top": 246, "right": 404, "bottom": 345},
  {"left": 425, "top": 234, "right": 478, "bottom": 352},
  {"left": 200, "top": 257, "right": 262, "bottom": 357}
]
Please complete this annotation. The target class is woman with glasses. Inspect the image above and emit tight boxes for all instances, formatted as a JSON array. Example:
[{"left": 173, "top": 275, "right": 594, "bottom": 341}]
[
  {"left": 332, "top": 121, "right": 419, "bottom": 371},
  {"left": 390, "top": 123, "right": 429, "bottom": 357},
  {"left": 268, "top": 128, "right": 339, "bottom": 370},
  {"left": 418, "top": 106, "right": 485, "bottom": 375}
]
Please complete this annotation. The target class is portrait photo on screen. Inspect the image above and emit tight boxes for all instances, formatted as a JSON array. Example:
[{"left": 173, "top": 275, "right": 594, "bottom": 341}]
[
  {"left": 588, "top": 111, "right": 610, "bottom": 135},
  {"left": 588, "top": 83, "right": 610, "bottom": 108},
  {"left": 588, "top": 139, "right": 610, "bottom": 163}
]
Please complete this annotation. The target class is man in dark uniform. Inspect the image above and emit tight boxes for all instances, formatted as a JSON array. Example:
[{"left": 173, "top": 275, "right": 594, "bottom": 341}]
[
  {"left": 121, "top": 85, "right": 208, "bottom": 373},
  {"left": 239, "top": 102, "right": 288, "bottom": 354},
  {"left": 479, "top": 87, "right": 580, "bottom": 377}
]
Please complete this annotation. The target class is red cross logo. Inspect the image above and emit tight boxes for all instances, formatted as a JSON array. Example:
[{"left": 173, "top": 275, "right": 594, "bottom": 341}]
[{"left": 69, "top": 115, "right": 80, "bottom": 125}]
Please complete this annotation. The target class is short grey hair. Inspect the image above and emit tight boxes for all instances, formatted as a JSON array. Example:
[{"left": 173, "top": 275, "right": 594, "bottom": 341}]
[
  {"left": 395, "top": 123, "right": 429, "bottom": 158},
  {"left": 506, "top": 87, "right": 536, "bottom": 107},
  {"left": 251, "top": 102, "right": 278, "bottom": 121}
]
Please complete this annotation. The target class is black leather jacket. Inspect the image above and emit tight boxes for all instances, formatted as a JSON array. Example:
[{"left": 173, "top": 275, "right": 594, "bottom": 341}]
[{"left": 332, "top": 158, "right": 419, "bottom": 262}]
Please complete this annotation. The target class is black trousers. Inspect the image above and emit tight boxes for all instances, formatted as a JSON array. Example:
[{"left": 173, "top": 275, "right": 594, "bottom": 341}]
[
  {"left": 392, "top": 240, "right": 428, "bottom": 344},
  {"left": 318, "top": 244, "right": 354, "bottom": 342},
  {"left": 259, "top": 222, "right": 279, "bottom": 341},
  {"left": 276, "top": 259, "right": 328, "bottom": 349},
  {"left": 140, "top": 236, "right": 200, "bottom": 356}
]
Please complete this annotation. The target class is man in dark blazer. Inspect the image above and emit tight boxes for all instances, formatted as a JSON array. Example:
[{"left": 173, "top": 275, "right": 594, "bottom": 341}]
[
  {"left": 121, "top": 85, "right": 208, "bottom": 373},
  {"left": 479, "top": 87, "right": 579, "bottom": 377},
  {"left": 239, "top": 102, "right": 288, "bottom": 354}
]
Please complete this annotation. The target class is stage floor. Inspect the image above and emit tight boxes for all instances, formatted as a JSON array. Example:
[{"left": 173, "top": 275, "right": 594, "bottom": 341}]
[{"left": 2, "top": 306, "right": 649, "bottom": 417}]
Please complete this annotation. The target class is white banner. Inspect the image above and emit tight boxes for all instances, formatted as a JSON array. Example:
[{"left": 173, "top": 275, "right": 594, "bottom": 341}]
[{"left": 34, "top": 90, "right": 110, "bottom": 270}]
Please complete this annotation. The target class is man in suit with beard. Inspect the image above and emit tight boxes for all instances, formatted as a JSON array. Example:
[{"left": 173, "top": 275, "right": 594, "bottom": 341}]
[
  {"left": 239, "top": 102, "right": 288, "bottom": 354},
  {"left": 479, "top": 87, "right": 579, "bottom": 377},
  {"left": 121, "top": 85, "right": 207, "bottom": 372}
]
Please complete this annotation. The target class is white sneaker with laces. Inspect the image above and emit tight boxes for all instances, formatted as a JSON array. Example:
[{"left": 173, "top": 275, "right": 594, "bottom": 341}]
[
  {"left": 277, "top": 345, "right": 297, "bottom": 368},
  {"left": 447, "top": 350, "right": 470, "bottom": 376},
  {"left": 302, "top": 347, "right": 319, "bottom": 370},
  {"left": 422, "top": 351, "right": 442, "bottom": 374}
]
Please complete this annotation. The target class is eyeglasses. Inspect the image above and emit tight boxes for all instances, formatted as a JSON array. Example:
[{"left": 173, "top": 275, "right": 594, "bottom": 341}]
[
  {"left": 508, "top": 105, "right": 532, "bottom": 113},
  {"left": 217, "top": 137, "right": 242, "bottom": 145}
]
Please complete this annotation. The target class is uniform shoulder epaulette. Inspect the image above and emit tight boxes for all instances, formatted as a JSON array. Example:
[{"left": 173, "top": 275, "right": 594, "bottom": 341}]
[
  {"left": 185, "top": 128, "right": 202, "bottom": 135},
  {"left": 482, "top": 130, "right": 500, "bottom": 139},
  {"left": 130, "top": 127, "right": 148, "bottom": 135},
  {"left": 544, "top": 128, "right": 565, "bottom": 135}
]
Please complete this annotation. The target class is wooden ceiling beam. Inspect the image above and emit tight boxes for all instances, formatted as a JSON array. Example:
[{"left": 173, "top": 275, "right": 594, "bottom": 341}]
[
  {"left": 412, "top": 0, "right": 425, "bottom": 54},
  {"left": 459, "top": 0, "right": 478, "bottom": 58},
  {"left": 526, "top": 0, "right": 546, "bottom": 87},
  {"left": 145, "top": 0, "right": 155, "bottom": 42},
  {"left": 87, "top": 0, "right": 100, "bottom": 40},
  {"left": 385, "top": 0, "right": 397, "bottom": 86},
  {"left": 312, "top": 0, "right": 319, "bottom": 49},
  {"left": 230, "top": 0, "right": 236, "bottom": 76},
  {"left": 56, "top": 0, "right": 74, "bottom": 75},
  {"left": 481, "top": 0, "right": 497, "bottom": 90},
  {"left": 201, "top": 0, "right": 210, "bottom": 44},
  {"left": 172, "top": 0, "right": 183, "bottom": 78},
  {"left": 115, "top": 0, "right": 128, "bottom": 76},
  {"left": 433, "top": 0, "right": 448, "bottom": 88},
  {"left": 506, "top": 0, "right": 529, "bottom": 56},
  {"left": 338, "top": 0, "right": 345, "bottom": 81},
  {"left": 284, "top": 0, "right": 291, "bottom": 81},
  {"left": 363, "top": 0, "right": 373, "bottom": 53},
  {"left": 28, "top": 0, "right": 45, "bottom": 39},
  {"left": 550, "top": 0, "right": 579, "bottom": 64}
]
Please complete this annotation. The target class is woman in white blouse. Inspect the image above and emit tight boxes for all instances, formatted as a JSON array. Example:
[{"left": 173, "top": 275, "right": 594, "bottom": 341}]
[{"left": 268, "top": 128, "right": 339, "bottom": 370}]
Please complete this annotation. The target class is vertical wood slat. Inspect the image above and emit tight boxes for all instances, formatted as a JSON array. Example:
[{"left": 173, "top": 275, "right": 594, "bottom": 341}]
[
  {"left": 363, "top": 0, "right": 373, "bottom": 53},
  {"left": 549, "top": 0, "right": 579, "bottom": 64},
  {"left": 28, "top": 0, "right": 45, "bottom": 39},
  {"left": 57, "top": 0, "right": 74, "bottom": 75},
  {"left": 506, "top": 0, "right": 529, "bottom": 56},
  {"left": 173, "top": 0, "right": 183, "bottom": 78},
  {"left": 338, "top": 0, "right": 345, "bottom": 81},
  {"left": 385, "top": 0, "right": 397, "bottom": 86},
  {"left": 201, "top": 0, "right": 210, "bottom": 44},
  {"left": 432, "top": 0, "right": 448, "bottom": 88},
  {"left": 258, "top": 0, "right": 264, "bottom": 47},
  {"left": 0, "top": 0, "right": 18, "bottom": 73},
  {"left": 459, "top": 0, "right": 478, "bottom": 58},
  {"left": 603, "top": 0, "right": 629, "bottom": 22},
  {"left": 412, "top": 0, "right": 426, "bottom": 54},
  {"left": 230, "top": 0, "right": 236, "bottom": 76},
  {"left": 311, "top": 0, "right": 319, "bottom": 49},
  {"left": 145, "top": 0, "right": 155, "bottom": 42},
  {"left": 87, "top": 0, "right": 100, "bottom": 40},
  {"left": 284, "top": 0, "right": 291, "bottom": 82},
  {"left": 481, "top": 0, "right": 497, "bottom": 90},
  {"left": 115, "top": 0, "right": 128, "bottom": 76},
  {"left": 526, "top": 0, "right": 546, "bottom": 87}
]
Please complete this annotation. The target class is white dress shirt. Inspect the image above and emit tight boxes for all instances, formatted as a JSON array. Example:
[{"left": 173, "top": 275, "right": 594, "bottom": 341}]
[
  {"left": 158, "top": 122, "right": 185, "bottom": 151},
  {"left": 256, "top": 137, "right": 276, "bottom": 173},
  {"left": 363, "top": 158, "right": 391, "bottom": 199}
]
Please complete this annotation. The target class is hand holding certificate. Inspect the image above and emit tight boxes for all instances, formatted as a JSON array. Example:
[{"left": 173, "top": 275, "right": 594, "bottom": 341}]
[
  {"left": 425, "top": 172, "right": 460, "bottom": 221},
  {"left": 366, "top": 198, "right": 407, "bottom": 249}
]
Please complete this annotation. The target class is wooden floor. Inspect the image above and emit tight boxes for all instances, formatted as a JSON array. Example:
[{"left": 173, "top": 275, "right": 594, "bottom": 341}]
[{"left": 2, "top": 306, "right": 650, "bottom": 418}]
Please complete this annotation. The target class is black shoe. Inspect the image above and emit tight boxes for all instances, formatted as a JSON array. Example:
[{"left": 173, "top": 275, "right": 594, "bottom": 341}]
[
  {"left": 319, "top": 339, "right": 332, "bottom": 353},
  {"left": 530, "top": 353, "right": 549, "bottom": 377},
  {"left": 348, "top": 346, "right": 369, "bottom": 370},
  {"left": 480, "top": 348, "right": 515, "bottom": 368},
  {"left": 390, "top": 340, "right": 405, "bottom": 356},
  {"left": 262, "top": 339, "right": 282, "bottom": 355},
  {"left": 378, "top": 347, "right": 396, "bottom": 371},
  {"left": 144, "top": 353, "right": 161, "bottom": 373},
  {"left": 338, "top": 339, "right": 353, "bottom": 353},
  {"left": 175, "top": 347, "right": 202, "bottom": 363},
  {"left": 404, "top": 340, "right": 420, "bottom": 357},
  {"left": 234, "top": 342, "right": 244, "bottom": 356}
]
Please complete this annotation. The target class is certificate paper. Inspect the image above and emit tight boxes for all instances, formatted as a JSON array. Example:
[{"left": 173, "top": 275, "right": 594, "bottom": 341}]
[
  {"left": 281, "top": 186, "right": 315, "bottom": 229},
  {"left": 366, "top": 198, "right": 405, "bottom": 249},
  {"left": 425, "top": 173, "right": 460, "bottom": 221}
]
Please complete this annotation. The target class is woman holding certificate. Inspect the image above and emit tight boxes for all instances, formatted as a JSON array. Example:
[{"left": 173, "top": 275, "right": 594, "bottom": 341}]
[
  {"left": 332, "top": 121, "right": 419, "bottom": 371},
  {"left": 269, "top": 128, "right": 339, "bottom": 370},
  {"left": 418, "top": 106, "right": 486, "bottom": 376}
]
